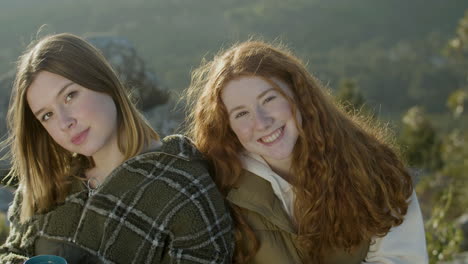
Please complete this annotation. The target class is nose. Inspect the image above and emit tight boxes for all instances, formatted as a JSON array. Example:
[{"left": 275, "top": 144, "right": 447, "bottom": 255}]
[
  {"left": 58, "top": 110, "right": 76, "bottom": 131},
  {"left": 254, "top": 107, "right": 273, "bottom": 131}
]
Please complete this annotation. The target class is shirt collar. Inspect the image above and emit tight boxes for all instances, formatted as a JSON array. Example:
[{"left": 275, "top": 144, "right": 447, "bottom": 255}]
[{"left": 239, "top": 152, "right": 292, "bottom": 193}]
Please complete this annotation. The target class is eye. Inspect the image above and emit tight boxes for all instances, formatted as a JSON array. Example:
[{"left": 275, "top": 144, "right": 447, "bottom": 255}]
[
  {"left": 65, "top": 91, "right": 77, "bottom": 102},
  {"left": 41, "top": 112, "right": 53, "bottom": 122},
  {"left": 263, "top": 95, "right": 276, "bottom": 104},
  {"left": 235, "top": 111, "right": 248, "bottom": 119}
]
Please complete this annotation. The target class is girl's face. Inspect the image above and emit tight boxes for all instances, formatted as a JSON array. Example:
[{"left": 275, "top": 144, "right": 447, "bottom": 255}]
[
  {"left": 222, "top": 76, "right": 302, "bottom": 167},
  {"left": 26, "top": 71, "right": 119, "bottom": 158}
]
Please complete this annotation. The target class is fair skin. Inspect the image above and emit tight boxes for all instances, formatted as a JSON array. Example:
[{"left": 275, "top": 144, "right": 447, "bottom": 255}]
[
  {"left": 26, "top": 71, "right": 124, "bottom": 186},
  {"left": 221, "top": 76, "right": 302, "bottom": 181}
]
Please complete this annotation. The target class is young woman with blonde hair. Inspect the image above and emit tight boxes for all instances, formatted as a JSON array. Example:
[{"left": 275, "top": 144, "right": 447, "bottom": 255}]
[
  {"left": 186, "top": 41, "right": 428, "bottom": 263},
  {"left": 0, "top": 33, "right": 233, "bottom": 263}
]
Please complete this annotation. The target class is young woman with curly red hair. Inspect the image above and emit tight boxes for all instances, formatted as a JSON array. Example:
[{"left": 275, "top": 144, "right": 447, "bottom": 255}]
[{"left": 186, "top": 40, "right": 428, "bottom": 264}]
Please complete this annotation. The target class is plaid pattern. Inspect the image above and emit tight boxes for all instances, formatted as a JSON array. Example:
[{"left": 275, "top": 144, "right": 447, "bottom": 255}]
[{"left": 0, "top": 135, "right": 233, "bottom": 264}]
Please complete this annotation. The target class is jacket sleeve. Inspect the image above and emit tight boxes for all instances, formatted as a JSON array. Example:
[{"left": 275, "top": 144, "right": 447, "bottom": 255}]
[
  {"left": 0, "top": 188, "right": 32, "bottom": 264},
  {"left": 164, "top": 167, "right": 234, "bottom": 264},
  {"left": 363, "top": 191, "right": 429, "bottom": 264}
]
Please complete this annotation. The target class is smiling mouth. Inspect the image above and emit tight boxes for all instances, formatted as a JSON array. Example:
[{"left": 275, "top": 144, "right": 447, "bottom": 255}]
[
  {"left": 258, "top": 126, "right": 284, "bottom": 144},
  {"left": 71, "top": 128, "right": 90, "bottom": 145}
]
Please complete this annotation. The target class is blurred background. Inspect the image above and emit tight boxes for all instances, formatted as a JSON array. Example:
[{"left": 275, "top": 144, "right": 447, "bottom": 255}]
[{"left": 0, "top": 0, "right": 467, "bottom": 263}]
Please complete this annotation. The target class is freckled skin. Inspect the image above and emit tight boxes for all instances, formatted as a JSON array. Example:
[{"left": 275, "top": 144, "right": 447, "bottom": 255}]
[{"left": 221, "top": 76, "right": 302, "bottom": 168}]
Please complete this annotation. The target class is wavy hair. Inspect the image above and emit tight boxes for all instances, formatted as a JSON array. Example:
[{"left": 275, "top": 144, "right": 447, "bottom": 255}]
[
  {"left": 185, "top": 41, "right": 413, "bottom": 263},
  {"left": 1, "top": 33, "right": 158, "bottom": 222}
]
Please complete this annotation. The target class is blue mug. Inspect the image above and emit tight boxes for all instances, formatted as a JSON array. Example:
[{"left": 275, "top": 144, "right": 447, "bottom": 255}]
[{"left": 24, "top": 255, "right": 67, "bottom": 264}]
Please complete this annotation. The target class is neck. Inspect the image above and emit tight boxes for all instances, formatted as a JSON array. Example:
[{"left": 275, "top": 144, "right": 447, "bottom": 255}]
[
  {"left": 86, "top": 145, "right": 125, "bottom": 187},
  {"left": 85, "top": 131, "right": 123, "bottom": 186},
  {"left": 85, "top": 139, "right": 160, "bottom": 187},
  {"left": 263, "top": 156, "right": 294, "bottom": 183}
]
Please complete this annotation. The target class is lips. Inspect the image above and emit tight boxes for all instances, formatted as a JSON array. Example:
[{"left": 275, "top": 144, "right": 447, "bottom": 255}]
[
  {"left": 258, "top": 126, "right": 284, "bottom": 144},
  {"left": 71, "top": 128, "right": 90, "bottom": 145}
]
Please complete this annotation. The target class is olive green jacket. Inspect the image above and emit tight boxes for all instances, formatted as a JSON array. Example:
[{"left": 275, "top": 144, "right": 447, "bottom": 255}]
[{"left": 227, "top": 170, "right": 369, "bottom": 264}]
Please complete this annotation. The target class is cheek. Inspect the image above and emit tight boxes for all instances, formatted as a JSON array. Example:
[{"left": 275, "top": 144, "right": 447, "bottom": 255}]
[
  {"left": 279, "top": 102, "right": 295, "bottom": 118},
  {"left": 78, "top": 100, "right": 101, "bottom": 117},
  {"left": 89, "top": 97, "right": 117, "bottom": 124},
  {"left": 277, "top": 102, "right": 300, "bottom": 126},
  {"left": 230, "top": 120, "right": 253, "bottom": 142},
  {"left": 43, "top": 124, "right": 66, "bottom": 145}
]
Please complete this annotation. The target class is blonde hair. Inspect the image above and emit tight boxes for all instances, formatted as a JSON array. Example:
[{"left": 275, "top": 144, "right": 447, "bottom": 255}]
[
  {"left": 185, "top": 41, "right": 413, "bottom": 263},
  {"left": 1, "top": 33, "right": 158, "bottom": 222}
]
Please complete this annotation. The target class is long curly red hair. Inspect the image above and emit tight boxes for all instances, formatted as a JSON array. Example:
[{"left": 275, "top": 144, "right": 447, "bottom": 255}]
[{"left": 185, "top": 41, "right": 413, "bottom": 263}]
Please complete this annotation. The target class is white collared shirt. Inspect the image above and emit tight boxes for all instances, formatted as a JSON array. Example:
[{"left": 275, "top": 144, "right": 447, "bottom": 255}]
[{"left": 239, "top": 151, "right": 429, "bottom": 264}]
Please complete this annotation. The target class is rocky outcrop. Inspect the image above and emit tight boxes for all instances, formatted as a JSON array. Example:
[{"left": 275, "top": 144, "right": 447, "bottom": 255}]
[
  {"left": 88, "top": 36, "right": 169, "bottom": 111},
  {"left": 86, "top": 36, "right": 181, "bottom": 136},
  {"left": 145, "top": 102, "right": 185, "bottom": 137}
]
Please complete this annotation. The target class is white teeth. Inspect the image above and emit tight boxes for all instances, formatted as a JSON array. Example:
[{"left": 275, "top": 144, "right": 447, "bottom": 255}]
[{"left": 261, "top": 127, "right": 283, "bottom": 143}]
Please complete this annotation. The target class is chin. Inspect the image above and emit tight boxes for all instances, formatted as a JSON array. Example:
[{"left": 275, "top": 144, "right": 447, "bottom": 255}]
[
  {"left": 263, "top": 153, "right": 291, "bottom": 160},
  {"left": 75, "top": 148, "right": 97, "bottom": 157}
]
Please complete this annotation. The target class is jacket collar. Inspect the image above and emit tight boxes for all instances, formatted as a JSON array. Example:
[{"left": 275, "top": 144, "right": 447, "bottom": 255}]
[
  {"left": 68, "top": 135, "right": 203, "bottom": 196},
  {"left": 227, "top": 170, "right": 296, "bottom": 234}
]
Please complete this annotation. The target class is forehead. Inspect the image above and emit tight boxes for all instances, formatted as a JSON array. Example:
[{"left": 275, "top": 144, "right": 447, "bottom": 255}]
[
  {"left": 221, "top": 76, "right": 292, "bottom": 108},
  {"left": 26, "top": 71, "right": 71, "bottom": 111}
]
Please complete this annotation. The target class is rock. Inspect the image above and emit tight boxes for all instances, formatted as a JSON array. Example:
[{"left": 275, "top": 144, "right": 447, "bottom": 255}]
[
  {"left": 144, "top": 101, "right": 184, "bottom": 137},
  {"left": 87, "top": 36, "right": 180, "bottom": 136},
  {"left": 88, "top": 36, "right": 169, "bottom": 111}
]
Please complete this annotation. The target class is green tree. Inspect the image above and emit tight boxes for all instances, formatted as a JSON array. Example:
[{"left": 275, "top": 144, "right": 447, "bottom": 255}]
[
  {"left": 336, "top": 79, "right": 367, "bottom": 114},
  {"left": 399, "top": 106, "right": 442, "bottom": 170},
  {"left": 417, "top": 89, "right": 468, "bottom": 264},
  {"left": 448, "top": 10, "right": 468, "bottom": 60},
  {"left": 425, "top": 186, "right": 463, "bottom": 264}
]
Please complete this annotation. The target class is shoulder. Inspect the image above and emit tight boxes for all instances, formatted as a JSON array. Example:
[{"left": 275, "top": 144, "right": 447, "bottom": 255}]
[
  {"left": 228, "top": 170, "right": 276, "bottom": 206},
  {"left": 117, "top": 134, "right": 209, "bottom": 183},
  {"left": 228, "top": 170, "right": 296, "bottom": 232},
  {"left": 119, "top": 138, "right": 231, "bottom": 232},
  {"left": 100, "top": 135, "right": 218, "bottom": 206},
  {"left": 6, "top": 186, "right": 22, "bottom": 224},
  {"left": 159, "top": 134, "right": 204, "bottom": 161}
]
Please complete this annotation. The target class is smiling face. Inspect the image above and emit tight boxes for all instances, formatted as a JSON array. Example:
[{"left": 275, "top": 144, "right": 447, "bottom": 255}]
[
  {"left": 222, "top": 76, "right": 302, "bottom": 169},
  {"left": 26, "top": 71, "right": 119, "bottom": 158}
]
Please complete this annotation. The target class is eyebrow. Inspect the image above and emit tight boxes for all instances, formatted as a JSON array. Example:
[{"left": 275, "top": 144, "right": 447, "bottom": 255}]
[
  {"left": 227, "top": 88, "right": 275, "bottom": 116},
  {"left": 33, "top": 82, "right": 75, "bottom": 117}
]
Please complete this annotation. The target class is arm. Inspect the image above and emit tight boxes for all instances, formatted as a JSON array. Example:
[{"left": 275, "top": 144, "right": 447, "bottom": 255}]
[
  {"left": 165, "top": 170, "right": 234, "bottom": 263},
  {"left": 363, "top": 191, "right": 429, "bottom": 264},
  {"left": 0, "top": 188, "right": 32, "bottom": 264}
]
